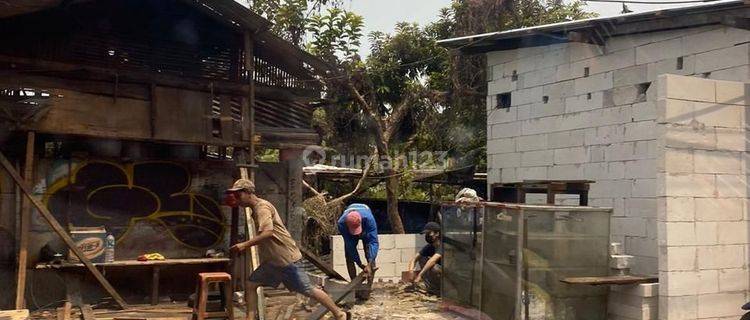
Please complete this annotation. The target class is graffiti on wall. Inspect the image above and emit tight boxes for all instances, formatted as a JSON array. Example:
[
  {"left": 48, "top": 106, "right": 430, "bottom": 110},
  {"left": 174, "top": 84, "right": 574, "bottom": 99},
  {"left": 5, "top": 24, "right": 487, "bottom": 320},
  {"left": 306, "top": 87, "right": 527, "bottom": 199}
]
[{"left": 45, "top": 161, "right": 225, "bottom": 249}]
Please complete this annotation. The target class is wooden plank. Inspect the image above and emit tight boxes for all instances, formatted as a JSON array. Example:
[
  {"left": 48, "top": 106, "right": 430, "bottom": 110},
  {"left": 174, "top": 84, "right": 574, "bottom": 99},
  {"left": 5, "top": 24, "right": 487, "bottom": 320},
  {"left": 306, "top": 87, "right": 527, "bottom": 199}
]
[
  {"left": 80, "top": 305, "right": 95, "bottom": 320},
  {"left": 14, "top": 131, "right": 34, "bottom": 309},
  {"left": 560, "top": 275, "right": 658, "bottom": 286},
  {"left": 299, "top": 247, "right": 346, "bottom": 281},
  {"left": 0, "top": 309, "right": 29, "bottom": 320},
  {"left": 241, "top": 168, "right": 265, "bottom": 320},
  {"left": 307, "top": 272, "right": 366, "bottom": 320},
  {"left": 35, "top": 258, "right": 230, "bottom": 269},
  {"left": 57, "top": 302, "right": 72, "bottom": 320},
  {"left": 0, "top": 152, "right": 128, "bottom": 310}
]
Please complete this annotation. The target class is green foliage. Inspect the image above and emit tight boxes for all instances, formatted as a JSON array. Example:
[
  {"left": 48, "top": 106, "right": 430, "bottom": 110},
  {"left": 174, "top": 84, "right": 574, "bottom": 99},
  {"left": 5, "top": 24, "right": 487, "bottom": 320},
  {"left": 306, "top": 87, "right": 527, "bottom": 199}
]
[{"left": 307, "top": 8, "right": 364, "bottom": 62}]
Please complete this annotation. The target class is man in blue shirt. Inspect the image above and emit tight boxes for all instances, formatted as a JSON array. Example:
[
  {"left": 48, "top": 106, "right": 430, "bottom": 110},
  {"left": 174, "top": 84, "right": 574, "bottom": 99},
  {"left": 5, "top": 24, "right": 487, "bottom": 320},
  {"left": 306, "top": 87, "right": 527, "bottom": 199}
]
[{"left": 337, "top": 203, "right": 378, "bottom": 300}]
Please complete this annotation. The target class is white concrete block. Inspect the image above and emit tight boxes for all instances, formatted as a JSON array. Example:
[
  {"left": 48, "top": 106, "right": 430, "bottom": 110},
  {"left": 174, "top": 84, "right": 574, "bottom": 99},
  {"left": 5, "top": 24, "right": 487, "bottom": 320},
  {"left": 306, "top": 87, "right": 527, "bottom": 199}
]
[
  {"left": 585, "top": 125, "right": 624, "bottom": 146},
  {"left": 716, "top": 221, "right": 748, "bottom": 244},
  {"left": 491, "top": 122, "right": 521, "bottom": 139},
  {"left": 487, "top": 50, "right": 519, "bottom": 66},
  {"left": 516, "top": 166, "right": 548, "bottom": 180},
  {"left": 693, "top": 150, "right": 741, "bottom": 174},
  {"left": 623, "top": 121, "right": 656, "bottom": 142},
  {"left": 520, "top": 67, "right": 556, "bottom": 88},
  {"left": 611, "top": 283, "right": 659, "bottom": 297},
  {"left": 487, "top": 77, "right": 517, "bottom": 95},
  {"left": 511, "top": 86, "right": 544, "bottom": 107},
  {"left": 500, "top": 168, "right": 517, "bottom": 182},
  {"left": 660, "top": 148, "right": 693, "bottom": 173},
  {"left": 697, "top": 292, "right": 745, "bottom": 318},
  {"left": 574, "top": 71, "right": 614, "bottom": 95},
  {"left": 632, "top": 179, "right": 657, "bottom": 198},
  {"left": 718, "top": 268, "right": 748, "bottom": 292},
  {"left": 542, "top": 80, "right": 575, "bottom": 99},
  {"left": 564, "top": 91, "right": 605, "bottom": 113},
  {"left": 694, "top": 198, "right": 743, "bottom": 222},
  {"left": 595, "top": 48, "right": 636, "bottom": 74},
  {"left": 659, "top": 246, "right": 696, "bottom": 271},
  {"left": 681, "top": 26, "right": 750, "bottom": 56},
  {"left": 568, "top": 42, "right": 602, "bottom": 62},
  {"left": 697, "top": 269, "right": 719, "bottom": 294},
  {"left": 715, "top": 174, "right": 746, "bottom": 198},
  {"left": 547, "top": 129, "right": 585, "bottom": 148},
  {"left": 636, "top": 38, "right": 683, "bottom": 65},
  {"left": 659, "top": 295, "right": 697, "bottom": 320},
  {"left": 614, "top": 64, "right": 648, "bottom": 88},
  {"left": 625, "top": 237, "right": 657, "bottom": 258},
  {"left": 520, "top": 150, "right": 553, "bottom": 167},
  {"left": 692, "top": 102, "right": 744, "bottom": 129},
  {"left": 379, "top": 235, "right": 395, "bottom": 250},
  {"left": 715, "top": 80, "right": 749, "bottom": 105},
  {"left": 613, "top": 217, "right": 647, "bottom": 237},
  {"left": 656, "top": 99, "right": 694, "bottom": 125},
  {"left": 715, "top": 128, "right": 747, "bottom": 152},
  {"left": 661, "top": 124, "right": 717, "bottom": 150},
  {"left": 516, "top": 134, "right": 547, "bottom": 152},
  {"left": 606, "top": 85, "right": 647, "bottom": 107},
  {"left": 541, "top": 48, "right": 570, "bottom": 69},
  {"left": 646, "top": 55, "right": 695, "bottom": 81},
  {"left": 487, "top": 137, "right": 515, "bottom": 154},
  {"left": 553, "top": 146, "right": 587, "bottom": 165},
  {"left": 697, "top": 245, "right": 745, "bottom": 269},
  {"left": 709, "top": 64, "right": 750, "bottom": 82},
  {"left": 694, "top": 222, "right": 718, "bottom": 246},
  {"left": 657, "top": 197, "right": 695, "bottom": 222},
  {"left": 492, "top": 152, "right": 521, "bottom": 169},
  {"left": 394, "top": 234, "right": 419, "bottom": 249},
  {"left": 632, "top": 101, "right": 657, "bottom": 122},
  {"left": 660, "top": 270, "right": 700, "bottom": 296},
  {"left": 624, "top": 159, "right": 657, "bottom": 179},
  {"left": 555, "top": 63, "right": 574, "bottom": 82},
  {"left": 603, "top": 142, "right": 636, "bottom": 162},
  {"left": 488, "top": 105, "right": 517, "bottom": 124},
  {"left": 694, "top": 43, "right": 750, "bottom": 74},
  {"left": 656, "top": 74, "right": 716, "bottom": 102},
  {"left": 659, "top": 222, "right": 696, "bottom": 246},
  {"left": 548, "top": 164, "right": 584, "bottom": 180},
  {"left": 528, "top": 99, "right": 566, "bottom": 119},
  {"left": 662, "top": 173, "right": 715, "bottom": 198}
]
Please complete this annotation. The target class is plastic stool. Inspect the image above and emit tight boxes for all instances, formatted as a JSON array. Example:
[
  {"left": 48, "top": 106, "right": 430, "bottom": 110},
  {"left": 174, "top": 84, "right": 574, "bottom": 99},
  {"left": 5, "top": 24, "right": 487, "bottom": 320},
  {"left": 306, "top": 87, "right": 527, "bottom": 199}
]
[{"left": 192, "top": 272, "right": 234, "bottom": 320}]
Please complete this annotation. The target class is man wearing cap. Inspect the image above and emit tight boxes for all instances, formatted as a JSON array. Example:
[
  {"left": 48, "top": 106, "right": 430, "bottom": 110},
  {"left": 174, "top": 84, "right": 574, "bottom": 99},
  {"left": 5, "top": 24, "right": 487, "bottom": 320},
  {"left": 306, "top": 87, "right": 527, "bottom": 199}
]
[
  {"left": 407, "top": 221, "right": 442, "bottom": 295},
  {"left": 337, "top": 203, "right": 378, "bottom": 299},
  {"left": 227, "top": 179, "right": 348, "bottom": 320}
]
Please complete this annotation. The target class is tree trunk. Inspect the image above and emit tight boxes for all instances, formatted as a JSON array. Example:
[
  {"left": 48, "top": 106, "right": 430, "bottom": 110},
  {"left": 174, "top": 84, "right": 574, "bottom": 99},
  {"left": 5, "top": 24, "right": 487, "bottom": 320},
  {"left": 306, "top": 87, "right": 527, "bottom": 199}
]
[{"left": 384, "top": 168, "right": 405, "bottom": 233}]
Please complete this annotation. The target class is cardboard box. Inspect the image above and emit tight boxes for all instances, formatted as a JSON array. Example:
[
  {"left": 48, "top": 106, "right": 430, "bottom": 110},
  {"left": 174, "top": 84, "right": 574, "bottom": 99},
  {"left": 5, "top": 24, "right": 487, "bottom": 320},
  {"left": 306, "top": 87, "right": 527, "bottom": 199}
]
[{"left": 68, "top": 226, "right": 107, "bottom": 263}]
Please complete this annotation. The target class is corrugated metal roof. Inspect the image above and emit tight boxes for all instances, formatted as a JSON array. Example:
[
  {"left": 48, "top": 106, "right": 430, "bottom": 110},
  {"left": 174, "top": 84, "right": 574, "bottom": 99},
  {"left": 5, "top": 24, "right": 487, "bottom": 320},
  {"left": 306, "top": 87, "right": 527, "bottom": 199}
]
[{"left": 437, "top": 0, "right": 748, "bottom": 53}]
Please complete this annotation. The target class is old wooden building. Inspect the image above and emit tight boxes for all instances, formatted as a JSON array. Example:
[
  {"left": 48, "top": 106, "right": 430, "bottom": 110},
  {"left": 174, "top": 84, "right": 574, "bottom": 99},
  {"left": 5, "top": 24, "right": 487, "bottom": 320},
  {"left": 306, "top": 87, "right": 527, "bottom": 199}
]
[{"left": 0, "top": 0, "right": 329, "bottom": 309}]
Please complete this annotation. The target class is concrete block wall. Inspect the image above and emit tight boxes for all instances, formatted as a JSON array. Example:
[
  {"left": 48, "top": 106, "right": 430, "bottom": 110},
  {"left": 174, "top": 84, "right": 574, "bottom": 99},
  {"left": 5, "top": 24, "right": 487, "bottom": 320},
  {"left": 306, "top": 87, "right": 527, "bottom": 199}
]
[
  {"left": 608, "top": 283, "right": 659, "bottom": 320},
  {"left": 486, "top": 25, "right": 750, "bottom": 276},
  {"left": 655, "top": 75, "right": 750, "bottom": 320},
  {"left": 331, "top": 234, "right": 427, "bottom": 282}
]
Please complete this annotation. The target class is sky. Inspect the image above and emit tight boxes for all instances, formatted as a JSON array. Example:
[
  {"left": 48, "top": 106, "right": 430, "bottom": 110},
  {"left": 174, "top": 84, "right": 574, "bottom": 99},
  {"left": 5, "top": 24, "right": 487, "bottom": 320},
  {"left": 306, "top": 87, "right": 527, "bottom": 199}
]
[{"left": 346, "top": 0, "right": 732, "bottom": 57}]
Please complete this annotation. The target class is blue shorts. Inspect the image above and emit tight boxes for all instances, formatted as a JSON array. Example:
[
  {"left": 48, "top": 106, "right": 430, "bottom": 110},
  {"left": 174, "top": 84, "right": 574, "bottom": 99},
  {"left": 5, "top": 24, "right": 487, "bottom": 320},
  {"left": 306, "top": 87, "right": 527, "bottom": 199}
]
[{"left": 248, "top": 260, "right": 313, "bottom": 295}]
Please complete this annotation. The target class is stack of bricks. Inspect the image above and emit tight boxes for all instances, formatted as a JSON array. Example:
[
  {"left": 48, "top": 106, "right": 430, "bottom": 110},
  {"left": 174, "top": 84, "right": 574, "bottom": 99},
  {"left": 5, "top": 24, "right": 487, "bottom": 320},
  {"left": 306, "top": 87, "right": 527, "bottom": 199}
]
[
  {"left": 608, "top": 283, "right": 659, "bottom": 320},
  {"left": 485, "top": 25, "right": 750, "bottom": 276},
  {"left": 655, "top": 74, "right": 749, "bottom": 319},
  {"left": 331, "top": 234, "right": 427, "bottom": 282}
]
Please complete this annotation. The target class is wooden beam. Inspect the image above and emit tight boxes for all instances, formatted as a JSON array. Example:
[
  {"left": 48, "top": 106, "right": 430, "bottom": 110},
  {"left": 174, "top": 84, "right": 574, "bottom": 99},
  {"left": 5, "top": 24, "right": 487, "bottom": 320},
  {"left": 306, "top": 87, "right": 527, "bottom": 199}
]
[
  {"left": 306, "top": 272, "right": 367, "bottom": 320},
  {"left": 15, "top": 131, "right": 34, "bottom": 309},
  {"left": 80, "top": 305, "right": 95, "bottom": 320},
  {"left": 299, "top": 247, "right": 346, "bottom": 281},
  {"left": 56, "top": 302, "right": 71, "bottom": 320},
  {"left": 241, "top": 167, "right": 265, "bottom": 320},
  {"left": 0, "top": 151, "right": 129, "bottom": 310}
]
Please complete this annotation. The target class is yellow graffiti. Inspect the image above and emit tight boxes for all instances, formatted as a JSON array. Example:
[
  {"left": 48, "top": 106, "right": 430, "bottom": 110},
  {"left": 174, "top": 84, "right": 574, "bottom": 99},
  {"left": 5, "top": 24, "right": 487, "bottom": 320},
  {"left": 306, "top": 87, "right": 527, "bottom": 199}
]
[{"left": 44, "top": 160, "right": 225, "bottom": 249}]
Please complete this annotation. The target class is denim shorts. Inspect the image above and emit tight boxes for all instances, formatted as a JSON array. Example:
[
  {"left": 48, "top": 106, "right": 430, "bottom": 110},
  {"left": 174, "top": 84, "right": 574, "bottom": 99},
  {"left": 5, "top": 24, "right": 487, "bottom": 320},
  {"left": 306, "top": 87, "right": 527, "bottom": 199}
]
[{"left": 248, "top": 260, "right": 313, "bottom": 295}]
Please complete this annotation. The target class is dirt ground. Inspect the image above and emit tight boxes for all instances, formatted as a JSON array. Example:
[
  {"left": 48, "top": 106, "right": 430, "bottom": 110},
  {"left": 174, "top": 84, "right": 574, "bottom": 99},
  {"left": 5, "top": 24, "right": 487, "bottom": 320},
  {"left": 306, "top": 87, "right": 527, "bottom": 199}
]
[{"left": 345, "top": 283, "right": 466, "bottom": 320}]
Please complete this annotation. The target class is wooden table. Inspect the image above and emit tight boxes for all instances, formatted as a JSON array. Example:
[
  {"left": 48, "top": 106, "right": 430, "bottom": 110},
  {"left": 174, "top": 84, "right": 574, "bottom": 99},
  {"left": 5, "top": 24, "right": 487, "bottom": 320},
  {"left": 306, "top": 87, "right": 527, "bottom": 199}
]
[
  {"left": 560, "top": 275, "right": 658, "bottom": 286},
  {"left": 36, "top": 258, "right": 231, "bottom": 305}
]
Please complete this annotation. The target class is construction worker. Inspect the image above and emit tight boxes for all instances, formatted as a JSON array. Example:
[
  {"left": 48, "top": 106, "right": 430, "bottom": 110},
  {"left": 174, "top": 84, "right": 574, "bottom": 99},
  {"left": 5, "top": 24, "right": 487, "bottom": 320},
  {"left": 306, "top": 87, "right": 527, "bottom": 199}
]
[
  {"left": 227, "top": 179, "right": 348, "bottom": 320},
  {"left": 408, "top": 222, "right": 442, "bottom": 295},
  {"left": 337, "top": 203, "right": 378, "bottom": 299}
]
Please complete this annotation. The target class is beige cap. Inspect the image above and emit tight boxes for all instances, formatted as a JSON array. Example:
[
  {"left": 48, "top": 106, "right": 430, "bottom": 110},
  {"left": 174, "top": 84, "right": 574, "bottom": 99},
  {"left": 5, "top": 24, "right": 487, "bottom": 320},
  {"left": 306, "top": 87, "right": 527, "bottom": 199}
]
[{"left": 226, "top": 179, "right": 255, "bottom": 193}]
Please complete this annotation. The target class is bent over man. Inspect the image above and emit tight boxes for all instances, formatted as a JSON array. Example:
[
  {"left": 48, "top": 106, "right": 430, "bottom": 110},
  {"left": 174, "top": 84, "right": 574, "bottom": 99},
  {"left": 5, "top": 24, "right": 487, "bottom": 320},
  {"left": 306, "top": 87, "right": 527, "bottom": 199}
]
[{"left": 337, "top": 203, "right": 378, "bottom": 299}]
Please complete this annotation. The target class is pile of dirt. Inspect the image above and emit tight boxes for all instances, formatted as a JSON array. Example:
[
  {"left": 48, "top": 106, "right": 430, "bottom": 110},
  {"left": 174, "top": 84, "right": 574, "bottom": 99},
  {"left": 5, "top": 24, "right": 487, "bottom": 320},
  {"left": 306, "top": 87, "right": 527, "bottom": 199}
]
[{"left": 347, "top": 283, "right": 466, "bottom": 320}]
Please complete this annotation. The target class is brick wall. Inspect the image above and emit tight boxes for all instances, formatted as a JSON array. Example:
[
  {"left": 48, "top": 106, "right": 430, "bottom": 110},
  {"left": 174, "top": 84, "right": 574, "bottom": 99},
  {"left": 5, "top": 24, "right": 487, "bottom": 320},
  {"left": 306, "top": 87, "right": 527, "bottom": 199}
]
[
  {"left": 486, "top": 25, "right": 750, "bottom": 276},
  {"left": 331, "top": 234, "right": 427, "bottom": 282},
  {"left": 655, "top": 74, "right": 750, "bottom": 320}
]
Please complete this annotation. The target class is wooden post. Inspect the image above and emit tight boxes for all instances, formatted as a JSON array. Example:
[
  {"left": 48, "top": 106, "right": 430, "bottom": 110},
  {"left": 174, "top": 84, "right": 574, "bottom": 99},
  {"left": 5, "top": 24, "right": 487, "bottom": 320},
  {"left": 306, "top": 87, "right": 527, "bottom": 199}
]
[
  {"left": 15, "top": 131, "right": 34, "bottom": 309},
  {"left": 241, "top": 167, "right": 265, "bottom": 319},
  {"left": 0, "top": 151, "right": 129, "bottom": 309}
]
